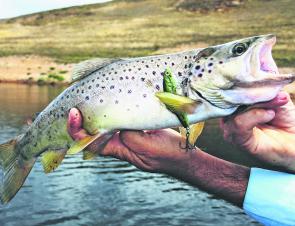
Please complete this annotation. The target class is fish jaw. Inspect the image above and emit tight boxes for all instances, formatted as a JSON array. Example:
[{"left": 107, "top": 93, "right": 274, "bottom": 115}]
[
  {"left": 218, "top": 35, "right": 295, "bottom": 106},
  {"left": 219, "top": 76, "right": 294, "bottom": 105}
]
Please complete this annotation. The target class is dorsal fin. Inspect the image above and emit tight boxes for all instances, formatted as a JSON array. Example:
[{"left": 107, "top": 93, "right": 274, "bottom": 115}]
[{"left": 71, "top": 58, "right": 121, "bottom": 82}]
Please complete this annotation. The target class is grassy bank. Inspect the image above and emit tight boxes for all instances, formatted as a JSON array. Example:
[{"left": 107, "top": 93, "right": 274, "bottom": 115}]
[{"left": 0, "top": 0, "right": 294, "bottom": 66}]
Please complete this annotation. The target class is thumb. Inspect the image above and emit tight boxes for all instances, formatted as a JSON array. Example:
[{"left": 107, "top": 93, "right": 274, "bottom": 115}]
[
  {"left": 67, "top": 108, "right": 83, "bottom": 135},
  {"left": 67, "top": 108, "right": 89, "bottom": 140}
]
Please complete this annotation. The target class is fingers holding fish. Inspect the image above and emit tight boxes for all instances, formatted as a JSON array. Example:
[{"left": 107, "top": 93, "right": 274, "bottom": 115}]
[{"left": 220, "top": 108, "right": 275, "bottom": 148}]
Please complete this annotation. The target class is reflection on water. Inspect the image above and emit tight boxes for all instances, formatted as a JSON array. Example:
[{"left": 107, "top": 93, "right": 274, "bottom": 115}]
[{"left": 0, "top": 84, "right": 260, "bottom": 226}]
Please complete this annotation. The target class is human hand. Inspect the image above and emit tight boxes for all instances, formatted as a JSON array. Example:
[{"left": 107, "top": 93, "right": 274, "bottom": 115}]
[
  {"left": 220, "top": 91, "right": 295, "bottom": 171},
  {"left": 67, "top": 108, "right": 194, "bottom": 174}
]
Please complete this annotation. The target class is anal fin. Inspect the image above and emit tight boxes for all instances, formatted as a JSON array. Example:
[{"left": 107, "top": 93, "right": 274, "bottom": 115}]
[{"left": 41, "top": 149, "right": 67, "bottom": 174}]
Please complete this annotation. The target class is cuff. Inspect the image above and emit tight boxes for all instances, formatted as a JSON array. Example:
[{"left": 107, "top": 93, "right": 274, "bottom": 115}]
[{"left": 243, "top": 168, "right": 295, "bottom": 226}]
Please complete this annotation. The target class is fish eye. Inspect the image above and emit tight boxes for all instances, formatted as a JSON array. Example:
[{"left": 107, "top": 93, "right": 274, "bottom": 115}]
[{"left": 232, "top": 43, "right": 248, "bottom": 56}]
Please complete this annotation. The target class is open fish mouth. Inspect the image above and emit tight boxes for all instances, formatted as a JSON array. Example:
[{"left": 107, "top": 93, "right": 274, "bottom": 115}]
[
  {"left": 235, "top": 35, "right": 295, "bottom": 88},
  {"left": 258, "top": 35, "right": 278, "bottom": 75},
  {"left": 214, "top": 35, "right": 295, "bottom": 107}
]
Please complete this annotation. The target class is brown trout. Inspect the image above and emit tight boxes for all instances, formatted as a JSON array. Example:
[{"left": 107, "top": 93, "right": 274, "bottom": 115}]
[{"left": 0, "top": 34, "right": 294, "bottom": 203}]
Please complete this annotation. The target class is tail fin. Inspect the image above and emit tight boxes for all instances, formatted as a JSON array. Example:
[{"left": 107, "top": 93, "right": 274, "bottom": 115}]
[{"left": 0, "top": 138, "right": 36, "bottom": 204}]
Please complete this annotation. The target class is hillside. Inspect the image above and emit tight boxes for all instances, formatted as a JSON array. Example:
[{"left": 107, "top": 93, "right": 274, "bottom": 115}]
[{"left": 0, "top": 0, "right": 294, "bottom": 67}]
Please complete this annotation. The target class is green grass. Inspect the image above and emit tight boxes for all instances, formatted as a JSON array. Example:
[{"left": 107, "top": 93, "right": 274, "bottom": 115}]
[{"left": 0, "top": 0, "right": 294, "bottom": 66}]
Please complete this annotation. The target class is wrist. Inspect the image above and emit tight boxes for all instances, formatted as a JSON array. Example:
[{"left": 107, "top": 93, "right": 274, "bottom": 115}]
[{"left": 162, "top": 148, "right": 250, "bottom": 206}]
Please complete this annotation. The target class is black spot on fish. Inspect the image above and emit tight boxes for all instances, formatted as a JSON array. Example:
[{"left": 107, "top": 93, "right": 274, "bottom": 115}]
[
  {"left": 185, "top": 64, "right": 188, "bottom": 69},
  {"left": 152, "top": 71, "right": 156, "bottom": 75},
  {"left": 101, "top": 86, "right": 105, "bottom": 89},
  {"left": 202, "top": 69, "right": 205, "bottom": 72},
  {"left": 115, "top": 71, "right": 117, "bottom": 74},
  {"left": 219, "top": 61, "right": 223, "bottom": 64},
  {"left": 210, "top": 57, "right": 214, "bottom": 60},
  {"left": 128, "top": 90, "right": 132, "bottom": 94},
  {"left": 138, "top": 68, "right": 141, "bottom": 71},
  {"left": 96, "top": 84, "right": 99, "bottom": 87},
  {"left": 119, "top": 89, "right": 122, "bottom": 93},
  {"left": 128, "top": 68, "right": 132, "bottom": 71},
  {"left": 85, "top": 96, "right": 89, "bottom": 100},
  {"left": 66, "top": 95, "right": 69, "bottom": 99},
  {"left": 143, "top": 94, "right": 147, "bottom": 98},
  {"left": 119, "top": 76, "right": 124, "bottom": 80},
  {"left": 195, "top": 65, "right": 200, "bottom": 70},
  {"left": 102, "top": 74, "right": 106, "bottom": 77},
  {"left": 123, "top": 69, "right": 126, "bottom": 72},
  {"left": 208, "top": 70, "right": 212, "bottom": 73},
  {"left": 82, "top": 82, "right": 85, "bottom": 85},
  {"left": 92, "top": 79, "right": 95, "bottom": 82},
  {"left": 178, "top": 72, "right": 182, "bottom": 76},
  {"left": 208, "top": 63, "right": 213, "bottom": 67},
  {"left": 198, "top": 73, "right": 203, "bottom": 77},
  {"left": 141, "top": 77, "right": 145, "bottom": 82},
  {"left": 115, "top": 100, "right": 119, "bottom": 104},
  {"left": 111, "top": 68, "right": 114, "bottom": 70},
  {"left": 151, "top": 59, "right": 154, "bottom": 62},
  {"left": 155, "top": 85, "right": 160, "bottom": 90},
  {"left": 100, "top": 99, "right": 103, "bottom": 103},
  {"left": 188, "top": 63, "right": 192, "bottom": 68},
  {"left": 184, "top": 56, "right": 187, "bottom": 59},
  {"left": 88, "top": 85, "right": 92, "bottom": 89},
  {"left": 110, "top": 85, "right": 114, "bottom": 89},
  {"left": 125, "top": 76, "right": 129, "bottom": 79},
  {"left": 171, "top": 62, "right": 175, "bottom": 66},
  {"left": 131, "top": 76, "right": 135, "bottom": 80},
  {"left": 164, "top": 62, "right": 167, "bottom": 65},
  {"left": 81, "top": 90, "right": 84, "bottom": 94},
  {"left": 188, "top": 72, "right": 193, "bottom": 76},
  {"left": 142, "top": 61, "right": 144, "bottom": 63},
  {"left": 146, "top": 65, "right": 149, "bottom": 68},
  {"left": 106, "top": 77, "right": 109, "bottom": 80}
]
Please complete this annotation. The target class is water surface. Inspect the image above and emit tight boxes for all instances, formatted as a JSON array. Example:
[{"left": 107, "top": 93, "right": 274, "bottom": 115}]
[{"left": 0, "top": 84, "right": 260, "bottom": 226}]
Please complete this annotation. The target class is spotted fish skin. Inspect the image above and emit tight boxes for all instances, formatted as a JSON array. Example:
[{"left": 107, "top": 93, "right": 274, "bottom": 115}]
[{"left": 1, "top": 34, "right": 295, "bottom": 203}]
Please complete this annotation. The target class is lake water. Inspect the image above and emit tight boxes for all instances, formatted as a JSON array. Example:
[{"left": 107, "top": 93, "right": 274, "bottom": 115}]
[{"left": 0, "top": 84, "right": 261, "bottom": 226}]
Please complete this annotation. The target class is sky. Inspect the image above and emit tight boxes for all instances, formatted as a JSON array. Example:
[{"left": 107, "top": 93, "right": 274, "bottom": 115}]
[{"left": 0, "top": 0, "right": 111, "bottom": 19}]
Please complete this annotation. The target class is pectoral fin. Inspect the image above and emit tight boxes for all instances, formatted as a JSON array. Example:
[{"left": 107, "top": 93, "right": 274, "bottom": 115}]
[
  {"left": 67, "top": 133, "right": 102, "bottom": 155},
  {"left": 179, "top": 122, "right": 205, "bottom": 145},
  {"left": 156, "top": 92, "right": 201, "bottom": 114},
  {"left": 41, "top": 149, "right": 67, "bottom": 174}
]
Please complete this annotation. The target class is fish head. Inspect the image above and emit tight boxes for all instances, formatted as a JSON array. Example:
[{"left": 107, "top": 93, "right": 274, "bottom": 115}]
[{"left": 188, "top": 34, "right": 295, "bottom": 109}]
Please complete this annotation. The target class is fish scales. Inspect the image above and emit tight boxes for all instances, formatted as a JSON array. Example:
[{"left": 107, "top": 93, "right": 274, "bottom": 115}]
[{"left": 1, "top": 34, "right": 295, "bottom": 203}]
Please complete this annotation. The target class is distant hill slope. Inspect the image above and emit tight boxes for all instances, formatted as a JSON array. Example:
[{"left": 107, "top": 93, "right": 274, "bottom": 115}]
[{"left": 0, "top": 0, "right": 294, "bottom": 66}]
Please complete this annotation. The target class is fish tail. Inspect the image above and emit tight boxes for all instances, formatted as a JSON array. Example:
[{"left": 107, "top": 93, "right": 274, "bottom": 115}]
[{"left": 0, "top": 137, "right": 36, "bottom": 204}]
